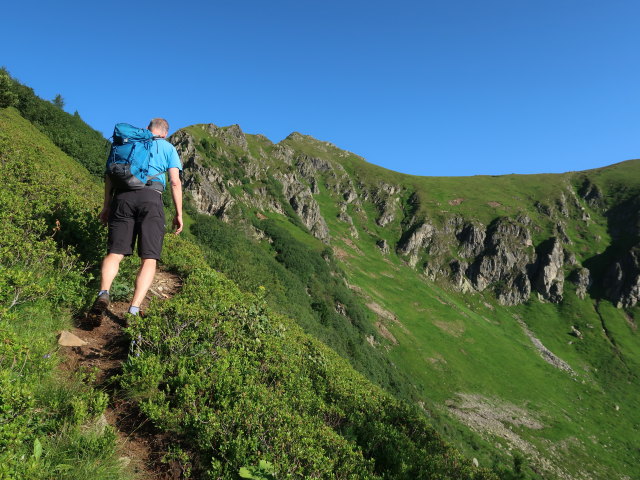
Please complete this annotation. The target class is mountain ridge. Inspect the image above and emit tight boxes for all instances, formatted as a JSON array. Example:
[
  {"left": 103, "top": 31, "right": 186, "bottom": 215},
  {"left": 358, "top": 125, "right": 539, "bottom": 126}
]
[
  {"left": 169, "top": 120, "right": 640, "bottom": 479},
  {"left": 2, "top": 64, "right": 638, "bottom": 477},
  {"left": 171, "top": 121, "right": 640, "bottom": 308}
]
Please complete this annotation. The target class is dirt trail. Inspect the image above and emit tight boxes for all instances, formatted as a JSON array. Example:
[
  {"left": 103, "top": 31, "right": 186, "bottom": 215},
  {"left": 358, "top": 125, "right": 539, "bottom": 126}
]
[{"left": 60, "top": 270, "right": 183, "bottom": 479}]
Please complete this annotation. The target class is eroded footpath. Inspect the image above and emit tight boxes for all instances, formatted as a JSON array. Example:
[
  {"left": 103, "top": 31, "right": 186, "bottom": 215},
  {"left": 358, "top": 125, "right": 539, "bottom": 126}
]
[{"left": 59, "top": 270, "right": 182, "bottom": 479}]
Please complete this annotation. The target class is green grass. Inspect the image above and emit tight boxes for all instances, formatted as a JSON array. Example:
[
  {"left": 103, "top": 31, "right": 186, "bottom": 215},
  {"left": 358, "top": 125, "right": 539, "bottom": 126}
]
[
  {"left": 118, "top": 235, "right": 498, "bottom": 480},
  {"left": 182, "top": 124, "right": 640, "bottom": 478},
  {"left": 0, "top": 107, "right": 128, "bottom": 479}
]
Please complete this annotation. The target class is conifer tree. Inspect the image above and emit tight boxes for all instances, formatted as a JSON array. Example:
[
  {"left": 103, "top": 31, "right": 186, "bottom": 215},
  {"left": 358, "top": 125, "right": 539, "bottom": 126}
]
[{"left": 52, "top": 93, "right": 65, "bottom": 109}]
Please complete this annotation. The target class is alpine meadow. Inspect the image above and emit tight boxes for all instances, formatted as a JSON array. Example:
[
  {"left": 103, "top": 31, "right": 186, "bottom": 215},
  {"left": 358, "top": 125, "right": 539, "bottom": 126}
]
[{"left": 0, "top": 69, "right": 638, "bottom": 480}]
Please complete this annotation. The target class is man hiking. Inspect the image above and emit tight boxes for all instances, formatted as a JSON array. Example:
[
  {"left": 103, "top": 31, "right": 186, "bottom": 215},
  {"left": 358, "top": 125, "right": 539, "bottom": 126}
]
[{"left": 89, "top": 118, "right": 183, "bottom": 324}]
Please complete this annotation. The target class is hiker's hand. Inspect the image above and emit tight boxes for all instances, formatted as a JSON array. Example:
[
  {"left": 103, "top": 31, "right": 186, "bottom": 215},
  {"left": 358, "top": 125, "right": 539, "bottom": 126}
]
[
  {"left": 99, "top": 207, "right": 110, "bottom": 226},
  {"left": 173, "top": 214, "right": 183, "bottom": 234}
]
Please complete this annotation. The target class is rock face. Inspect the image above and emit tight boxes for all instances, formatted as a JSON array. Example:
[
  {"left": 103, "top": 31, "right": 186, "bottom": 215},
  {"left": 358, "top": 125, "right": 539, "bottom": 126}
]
[
  {"left": 170, "top": 123, "right": 638, "bottom": 308},
  {"left": 467, "top": 218, "right": 533, "bottom": 303},
  {"left": 277, "top": 172, "right": 330, "bottom": 242},
  {"left": 571, "top": 268, "right": 591, "bottom": 300},
  {"left": 376, "top": 239, "right": 390, "bottom": 255},
  {"left": 376, "top": 196, "right": 399, "bottom": 227},
  {"left": 207, "top": 124, "right": 249, "bottom": 151},
  {"left": 457, "top": 223, "right": 486, "bottom": 258},
  {"left": 605, "top": 246, "right": 640, "bottom": 308},
  {"left": 450, "top": 260, "right": 473, "bottom": 293},
  {"left": 534, "top": 238, "right": 565, "bottom": 302},
  {"left": 171, "top": 130, "right": 235, "bottom": 217},
  {"left": 171, "top": 127, "right": 331, "bottom": 242},
  {"left": 579, "top": 179, "right": 604, "bottom": 209},
  {"left": 397, "top": 222, "right": 436, "bottom": 267}
]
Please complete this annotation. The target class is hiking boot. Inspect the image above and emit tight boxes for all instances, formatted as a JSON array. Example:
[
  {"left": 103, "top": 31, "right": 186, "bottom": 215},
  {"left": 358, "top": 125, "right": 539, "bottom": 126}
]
[{"left": 87, "top": 292, "right": 110, "bottom": 327}]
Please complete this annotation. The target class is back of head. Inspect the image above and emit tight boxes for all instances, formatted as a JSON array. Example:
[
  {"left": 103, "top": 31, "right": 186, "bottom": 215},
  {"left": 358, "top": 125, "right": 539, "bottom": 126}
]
[{"left": 148, "top": 118, "right": 169, "bottom": 137}]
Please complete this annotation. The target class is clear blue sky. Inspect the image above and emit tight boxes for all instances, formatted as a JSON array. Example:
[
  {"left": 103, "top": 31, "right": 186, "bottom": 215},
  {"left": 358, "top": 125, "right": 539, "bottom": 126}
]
[{"left": 2, "top": 0, "right": 639, "bottom": 176}]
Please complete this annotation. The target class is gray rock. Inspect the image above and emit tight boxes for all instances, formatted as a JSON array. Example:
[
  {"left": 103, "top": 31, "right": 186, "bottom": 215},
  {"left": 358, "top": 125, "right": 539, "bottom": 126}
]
[
  {"left": 207, "top": 124, "right": 249, "bottom": 151},
  {"left": 376, "top": 196, "right": 399, "bottom": 227},
  {"left": 554, "top": 221, "right": 571, "bottom": 244},
  {"left": 450, "top": 260, "right": 473, "bottom": 293},
  {"left": 296, "top": 154, "right": 333, "bottom": 179},
  {"left": 271, "top": 144, "right": 295, "bottom": 165},
  {"left": 468, "top": 217, "right": 533, "bottom": 296},
  {"left": 557, "top": 193, "right": 570, "bottom": 217},
  {"left": 398, "top": 222, "right": 436, "bottom": 267},
  {"left": 605, "top": 246, "right": 640, "bottom": 307},
  {"left": 456, "top": 222, "right": 486, "bottom": 258},
  {"left": 570, "top": 267, "right": 591, "bottom": 300},
  {"left": 171, "top": 131, "right": 235, "bottom": 217},
  {"left": 376, "top": 239, "right": 390, "bottom": 255},
  {"left": 277, "top": 172, "right": 330, "bottom": 242},
  {"left": 343, "top": 189, "right": 358, "bottom": 203},
  {"left": 579, "top": 179, "right": 604, "bottom": 208},
  {"left": 534, "top": 238, "right": 565, "bottom": 303},
  {"left": 497, "top": 273, "right": 531, "bottom": 306}
]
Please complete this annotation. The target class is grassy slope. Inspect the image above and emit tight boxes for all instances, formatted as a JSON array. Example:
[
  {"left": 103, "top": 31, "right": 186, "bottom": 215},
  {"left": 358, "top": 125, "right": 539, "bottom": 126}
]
[
  {"left": 270, "top": 133, "right": 640, "bottom": 478},
  {"left": 177, "top": 124, "right": 640, "bottom": 478},
  {"left": 0, "top": 107, "right": 126, "bottom": 479},
  {"left": 0, "top": 109, "right": 501, "bottom": 478}
]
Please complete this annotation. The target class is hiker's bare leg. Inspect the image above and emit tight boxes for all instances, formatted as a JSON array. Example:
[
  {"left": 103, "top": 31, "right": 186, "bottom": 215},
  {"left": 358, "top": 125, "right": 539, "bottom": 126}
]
[
  {"left": 100, "top": 253, "right": 125, "bottom": 291},
  {"left": 130, "top": 258, "right": 157, "bottom": 308}
]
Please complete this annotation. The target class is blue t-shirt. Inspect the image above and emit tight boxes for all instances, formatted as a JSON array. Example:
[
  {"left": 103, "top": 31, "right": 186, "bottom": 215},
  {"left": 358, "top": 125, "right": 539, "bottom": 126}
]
[{"left": 147, "top": 139, "right": 182, "bottom": 188}]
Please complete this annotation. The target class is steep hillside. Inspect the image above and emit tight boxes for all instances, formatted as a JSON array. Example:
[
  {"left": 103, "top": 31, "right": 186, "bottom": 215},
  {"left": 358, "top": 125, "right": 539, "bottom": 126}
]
[
  {"left": 171, "top": 123, "right": 640, "bottom": 479},
  {"left": 0, "top": 106, "right": 500, "bottom": 477},
  {"left": 0, "top": 68, "right": 108, "bottom": 177},
  {"left": 0, "top": 107, "right": 123, "bottom": 478}
]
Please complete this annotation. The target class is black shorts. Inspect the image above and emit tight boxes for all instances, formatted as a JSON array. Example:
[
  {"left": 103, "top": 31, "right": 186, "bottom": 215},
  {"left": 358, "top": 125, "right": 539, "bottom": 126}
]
[{"left": 107, "top": 188, "right": 166, "bottom": 260}]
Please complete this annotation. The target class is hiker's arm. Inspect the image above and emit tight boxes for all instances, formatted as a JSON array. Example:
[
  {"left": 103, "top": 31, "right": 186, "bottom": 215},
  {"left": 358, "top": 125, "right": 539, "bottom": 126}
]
[
  {"left": 168, "top": 168, "right": 183, "bottom": 234},
  {"left": 99, "top": 175, "right": 113, "bottom": 225}
]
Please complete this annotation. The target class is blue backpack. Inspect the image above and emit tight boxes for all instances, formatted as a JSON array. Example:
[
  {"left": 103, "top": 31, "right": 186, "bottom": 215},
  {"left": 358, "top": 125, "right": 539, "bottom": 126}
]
[{"left": 106, "top": 123, "right": 162, "bottom": 190}]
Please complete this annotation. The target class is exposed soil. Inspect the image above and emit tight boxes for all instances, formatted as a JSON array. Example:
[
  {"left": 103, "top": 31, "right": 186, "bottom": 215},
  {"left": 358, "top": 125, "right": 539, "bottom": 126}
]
[
  {"left": 374, "top": 321, "right": 398, "bottom": 345},
  {"left": 59, "top": 270, "right": 183, "bottom": 479},
  {"left": 446, "top": 393, "right": 590, "bottom": 480},
  {"left": 433, "top": 319, "right": 466, "bottom": 337}
]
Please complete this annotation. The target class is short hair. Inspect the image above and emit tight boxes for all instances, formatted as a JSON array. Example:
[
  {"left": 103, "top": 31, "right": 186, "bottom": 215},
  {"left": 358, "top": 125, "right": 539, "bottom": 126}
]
[{"left": 148, "top": 118, "right": 169, "bottom": 135}]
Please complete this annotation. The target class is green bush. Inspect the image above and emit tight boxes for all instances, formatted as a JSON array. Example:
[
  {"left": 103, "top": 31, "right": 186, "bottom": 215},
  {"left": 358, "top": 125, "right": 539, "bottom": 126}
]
[
  {"left": 118, "top": 236, "right": 497, "bottom": 479},
  {"left": 0, "top": 107, "right": 123, "bottom": 479}
]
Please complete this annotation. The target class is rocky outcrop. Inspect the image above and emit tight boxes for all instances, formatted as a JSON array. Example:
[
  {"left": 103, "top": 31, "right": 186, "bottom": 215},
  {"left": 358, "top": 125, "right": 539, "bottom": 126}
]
[
  {"left": 296, "top": 154, "right": 333, "bottom": 179},
  {"left": 171, "top": 122, "right": 640, "bottom": 308},
  {"left": 450, "top": 260, "right": 473, "bottom": 293},
  {"left": 605, "top": 246, "right": 640, "bottom": 308},
  {"left": 271, "top": 144, "right": 295, "bottom": 165},
  {"left": 579, "top": 179, "right": 604, "bottom": 209},
  {"left": 376, "top": 196, "right": 399, "bottom": 227},
  {"left": 570, "top": 268, "right": 591, "bottom": 300},
  {"left": 497, "top": 273, "right": 532, "bottom": 306},
  {"left": 467, "top": 217, "right": 534, "bottom": 302},
  {"left": 207, "top": 124, "right": 249, "bottom": 151},
  {"left": 337, "top": 203, "right": 359, "bottom": 238},
  {"left": 457, "top": 223, "right": 486, "bottom": 258},
  {"left": 171, "top": 130, "right": 235, "bottom": 217},
  {"left": 534, "top": 238, "right": 565, "bottom": 303},
  {"left": 376, "top": 239, "right": 390, "bottom": 255},
  {"left": 397, "top": 222, "right": 436, "bottom": 267},
  {"left": 277, "top": 172, "right": 330, "bottom": 242}
]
